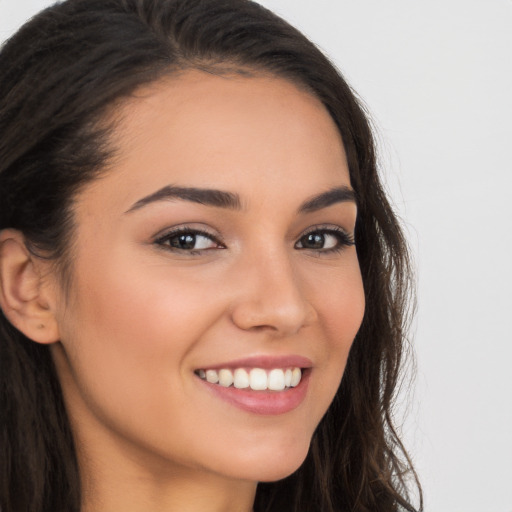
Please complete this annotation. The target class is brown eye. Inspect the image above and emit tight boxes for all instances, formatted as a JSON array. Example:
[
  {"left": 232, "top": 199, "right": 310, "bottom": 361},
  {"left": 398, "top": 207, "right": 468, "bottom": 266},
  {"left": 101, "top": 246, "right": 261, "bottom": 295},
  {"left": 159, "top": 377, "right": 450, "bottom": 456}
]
[
  {"left": 170, "top": 233, "right": 205, "bottom": 250},
  {"left": 301, "top": 233, "right": 328, "bottom": 249},
  {"left": 156, "top": 229, "right": 222, "bottom": 252},
  {"left": 295, "top": 228, "right": 355, "bottom": 252}
]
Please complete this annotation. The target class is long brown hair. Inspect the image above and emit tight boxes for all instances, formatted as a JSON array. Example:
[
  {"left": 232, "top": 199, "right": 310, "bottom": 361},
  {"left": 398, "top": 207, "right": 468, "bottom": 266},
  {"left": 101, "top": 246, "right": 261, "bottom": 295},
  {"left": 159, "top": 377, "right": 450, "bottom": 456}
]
[{"left": 0, "top": 1, "right": 422, "bottom": 510}]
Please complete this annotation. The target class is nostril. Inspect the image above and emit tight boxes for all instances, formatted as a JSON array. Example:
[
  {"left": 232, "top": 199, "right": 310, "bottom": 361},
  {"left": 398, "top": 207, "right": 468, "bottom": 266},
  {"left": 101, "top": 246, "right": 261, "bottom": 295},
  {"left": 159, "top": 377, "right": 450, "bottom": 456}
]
[
  {"left": 230, "top": 296, "right": 316, "bottom": 335},
  {"left": 229, "top": 256, "right": 317, "bottom": 334}
]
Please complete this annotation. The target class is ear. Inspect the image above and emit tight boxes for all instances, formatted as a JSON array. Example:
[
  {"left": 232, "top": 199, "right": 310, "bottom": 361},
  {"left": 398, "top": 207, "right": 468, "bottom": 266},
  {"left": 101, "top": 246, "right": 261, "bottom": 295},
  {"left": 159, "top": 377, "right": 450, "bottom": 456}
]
[{"left": 0, "top": 229, "right": 60, "bottom": 344}]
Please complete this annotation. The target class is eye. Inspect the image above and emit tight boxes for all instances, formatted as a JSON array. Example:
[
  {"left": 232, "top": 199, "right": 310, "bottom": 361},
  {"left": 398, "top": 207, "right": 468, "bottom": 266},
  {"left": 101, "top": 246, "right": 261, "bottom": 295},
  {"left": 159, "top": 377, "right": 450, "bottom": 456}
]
[
  {"left": 295, "top": 227, "right": 355, "bottom": 253},
  {"left": 154, "top": 227, "right": 223, "bottom": 253}
]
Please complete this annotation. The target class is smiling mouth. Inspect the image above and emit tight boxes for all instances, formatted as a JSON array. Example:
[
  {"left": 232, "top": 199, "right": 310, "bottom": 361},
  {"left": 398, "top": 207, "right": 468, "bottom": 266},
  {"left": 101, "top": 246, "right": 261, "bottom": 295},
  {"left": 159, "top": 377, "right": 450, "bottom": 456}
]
[{"left": 194, "top": 367, "right": 302, "bottom": 391}]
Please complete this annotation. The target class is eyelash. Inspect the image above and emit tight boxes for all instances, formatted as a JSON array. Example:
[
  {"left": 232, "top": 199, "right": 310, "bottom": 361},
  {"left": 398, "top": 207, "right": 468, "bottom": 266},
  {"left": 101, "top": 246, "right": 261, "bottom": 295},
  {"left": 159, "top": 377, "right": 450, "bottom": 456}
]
[
  {"left": 154, "top": 227, "right": 225, "bottom": 255},
  {"left": 295, "top": 226, "right": 355, "bottom": 254},
  {"left": 154, "top": 225, "right": 355, "bottom": 255}
]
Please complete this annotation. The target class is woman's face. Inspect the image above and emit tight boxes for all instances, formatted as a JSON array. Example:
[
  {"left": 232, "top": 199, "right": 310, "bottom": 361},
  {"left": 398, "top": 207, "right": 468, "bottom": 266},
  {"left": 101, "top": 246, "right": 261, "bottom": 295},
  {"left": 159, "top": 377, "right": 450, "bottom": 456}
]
[{"left": 50, "top": 71, "right": 365, "bottom": 485}]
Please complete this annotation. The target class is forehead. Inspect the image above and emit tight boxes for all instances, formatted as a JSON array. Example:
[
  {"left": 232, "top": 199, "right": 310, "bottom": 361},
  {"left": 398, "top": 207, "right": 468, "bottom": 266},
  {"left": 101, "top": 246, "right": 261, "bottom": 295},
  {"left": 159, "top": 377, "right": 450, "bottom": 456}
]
[{"left": 82, "top": 70, "right": 350, "bottom": 212}]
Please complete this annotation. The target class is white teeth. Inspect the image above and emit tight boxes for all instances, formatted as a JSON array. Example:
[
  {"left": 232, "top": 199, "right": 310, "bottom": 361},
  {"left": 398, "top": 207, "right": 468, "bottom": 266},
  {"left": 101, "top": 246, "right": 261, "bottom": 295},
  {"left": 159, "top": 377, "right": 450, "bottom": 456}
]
[
  {"left": 249, "top": 368, "right": 268, "bottom": 390},
  {"left": 205, "top": 369, "right": 219, "bottom": 384},
  {"left": 268, "top": 369, "right": 285, "bottom": 391},
  {"left": 291, "top": 367, "right": 301, "bottom": 387},
  {"left": 284, "top": 368, "right": 292, "bottom": 387},
  {"left": 218, "top": 369, "right": 234, "bottom": 387},
  {"left": 198, "top": 367, "right": 303, "bottom": 391},
  {"left": 233, "top": 368, "right": 250, "bottom": 389}
]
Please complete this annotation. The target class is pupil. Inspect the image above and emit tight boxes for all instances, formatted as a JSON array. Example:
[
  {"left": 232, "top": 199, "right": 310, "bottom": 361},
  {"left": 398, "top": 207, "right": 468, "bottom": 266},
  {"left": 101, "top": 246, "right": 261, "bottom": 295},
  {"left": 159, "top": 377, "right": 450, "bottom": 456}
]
[
  {"left": 177, "top": 234, "right": 195, "bottom": 249},
  {"left": 306, "top": 233, "right": 324, "bottom": 248}
]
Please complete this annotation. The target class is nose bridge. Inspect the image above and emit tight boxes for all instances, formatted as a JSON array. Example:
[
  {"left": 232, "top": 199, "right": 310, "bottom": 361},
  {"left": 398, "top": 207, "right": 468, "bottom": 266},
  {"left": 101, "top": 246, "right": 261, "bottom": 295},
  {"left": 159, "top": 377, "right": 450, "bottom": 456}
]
[{"left": 230, "top": 242, "right": 316, "bottom": 334}]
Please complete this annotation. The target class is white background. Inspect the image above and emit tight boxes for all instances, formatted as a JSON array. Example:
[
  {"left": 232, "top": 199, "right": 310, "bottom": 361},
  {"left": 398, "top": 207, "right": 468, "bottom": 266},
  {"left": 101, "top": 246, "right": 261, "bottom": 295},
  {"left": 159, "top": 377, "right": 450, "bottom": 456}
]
[{"left": 1, "top": 1, "right": 511, "bottom": 510}]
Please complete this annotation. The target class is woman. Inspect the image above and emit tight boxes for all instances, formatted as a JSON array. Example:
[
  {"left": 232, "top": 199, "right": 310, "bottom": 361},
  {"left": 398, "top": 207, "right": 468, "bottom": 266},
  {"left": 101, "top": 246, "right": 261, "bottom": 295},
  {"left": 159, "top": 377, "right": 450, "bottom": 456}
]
[{"left": 0, "top": 0, "right": 422, "bottom": 510}]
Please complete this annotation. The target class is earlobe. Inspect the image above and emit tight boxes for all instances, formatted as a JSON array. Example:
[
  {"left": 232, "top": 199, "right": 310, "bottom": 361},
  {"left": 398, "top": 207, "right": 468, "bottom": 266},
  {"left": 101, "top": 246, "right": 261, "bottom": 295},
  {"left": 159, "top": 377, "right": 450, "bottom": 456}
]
[{"left": 0, "top": 229, "right": 60, "bottom": 344}]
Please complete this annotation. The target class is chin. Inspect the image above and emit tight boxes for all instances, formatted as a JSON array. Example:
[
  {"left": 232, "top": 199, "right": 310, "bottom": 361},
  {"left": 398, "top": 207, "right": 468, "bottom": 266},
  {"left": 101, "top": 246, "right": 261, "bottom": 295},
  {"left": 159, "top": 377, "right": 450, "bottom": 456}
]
[
  {"left": 255, "top": 457, "right": 308, "bottom": 483},
  {"left": 220, "top": 438, "right": 311, "bottom": 484},
  {"left": 262, "top": 455, "right": 309, "bottom": 483}
]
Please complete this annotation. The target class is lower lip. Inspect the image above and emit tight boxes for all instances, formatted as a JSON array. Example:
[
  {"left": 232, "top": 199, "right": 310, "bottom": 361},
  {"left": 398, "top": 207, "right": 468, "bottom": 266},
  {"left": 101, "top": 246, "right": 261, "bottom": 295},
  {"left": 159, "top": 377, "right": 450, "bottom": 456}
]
[{"left": 198, "top": 371, "right": 310, "bottom": 415}]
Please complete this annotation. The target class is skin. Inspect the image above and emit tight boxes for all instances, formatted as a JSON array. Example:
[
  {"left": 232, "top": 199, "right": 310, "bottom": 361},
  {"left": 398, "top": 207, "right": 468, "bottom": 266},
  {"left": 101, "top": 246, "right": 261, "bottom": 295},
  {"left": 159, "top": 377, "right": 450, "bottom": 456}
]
[{"left": 34, "top": 71, "right": 364, "bottom": 511}]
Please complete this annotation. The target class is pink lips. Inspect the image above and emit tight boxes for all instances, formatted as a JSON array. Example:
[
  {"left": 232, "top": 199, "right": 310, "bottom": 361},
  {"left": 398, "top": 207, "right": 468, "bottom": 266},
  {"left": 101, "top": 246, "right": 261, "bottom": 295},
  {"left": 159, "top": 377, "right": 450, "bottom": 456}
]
[
  {"left": 196, "top": 355, "right": 312, "bottom": 415},
  {"left": 198, "top": 355, "right": 313, "bottom": 370}
]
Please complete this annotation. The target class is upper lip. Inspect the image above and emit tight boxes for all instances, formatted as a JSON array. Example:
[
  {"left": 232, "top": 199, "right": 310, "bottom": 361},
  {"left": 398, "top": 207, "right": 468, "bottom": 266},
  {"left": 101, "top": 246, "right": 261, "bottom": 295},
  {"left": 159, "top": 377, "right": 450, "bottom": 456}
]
[{"left": 195, "top": 354, "right": 313, "bottom": 370}]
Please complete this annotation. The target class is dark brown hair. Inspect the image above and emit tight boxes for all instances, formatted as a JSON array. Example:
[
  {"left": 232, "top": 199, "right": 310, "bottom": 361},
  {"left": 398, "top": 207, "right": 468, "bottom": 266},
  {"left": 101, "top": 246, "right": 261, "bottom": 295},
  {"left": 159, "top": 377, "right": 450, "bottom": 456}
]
[{"left": 0, "top": 0, "right": 422, "bottom": 510}]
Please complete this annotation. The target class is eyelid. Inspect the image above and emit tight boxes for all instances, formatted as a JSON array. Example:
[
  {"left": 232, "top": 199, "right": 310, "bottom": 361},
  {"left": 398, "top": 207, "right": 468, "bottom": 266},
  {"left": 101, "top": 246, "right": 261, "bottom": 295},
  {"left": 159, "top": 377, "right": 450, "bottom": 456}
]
[
  {"left": 153, "top": 225, "right": 225, "bottom": 250},
  {"left": 151, "top": 223, "right": 354, "bottom": 255},
  {"left": 295, "top": 224, "right": 355, "bottom": 252},
  {"left": 299, "top": 224, "right": 354, "bottom": 240}
]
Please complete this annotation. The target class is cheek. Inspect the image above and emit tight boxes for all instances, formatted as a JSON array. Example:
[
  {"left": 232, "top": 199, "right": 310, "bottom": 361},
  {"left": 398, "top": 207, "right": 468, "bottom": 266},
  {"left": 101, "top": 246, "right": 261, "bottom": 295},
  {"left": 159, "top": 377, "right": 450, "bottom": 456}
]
[
  {"left": 307, "top": 258, "right": 365, "bottom": 398},
  {"left": 309, "top": 253, "right": 365, "bottom": 340},
  {"left": 54, "top": 242, "right": 365, "bottom": 482},
  {"left": 322, "top": 272, "right": 365, "bottom": 351},
  {"left": 56, "top": 249, "right": 224, "bottom": 425},
  {"left": 71, "top": 247, "right": 221, "bottom": 351}
]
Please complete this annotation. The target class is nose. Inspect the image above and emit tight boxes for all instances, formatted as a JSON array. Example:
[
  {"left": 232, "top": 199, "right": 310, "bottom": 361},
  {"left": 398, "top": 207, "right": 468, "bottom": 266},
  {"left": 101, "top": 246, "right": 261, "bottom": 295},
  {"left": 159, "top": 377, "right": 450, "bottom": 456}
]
[{"left": 230, "top": 250, "right": 317, "bottom": 336}]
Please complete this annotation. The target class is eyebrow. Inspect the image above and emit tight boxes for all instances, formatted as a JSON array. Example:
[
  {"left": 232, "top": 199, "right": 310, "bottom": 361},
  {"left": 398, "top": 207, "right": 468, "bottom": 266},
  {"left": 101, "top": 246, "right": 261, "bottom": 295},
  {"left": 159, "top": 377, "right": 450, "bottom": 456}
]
[
  {"left": 126, "top": 186, "right": 242, "bottom": 213},
  {"left": 298, "top": 186, "right": 356, "bottom": 213},
  {"left": 125, "top": 184, "right": 355, "bottom": 214}
]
